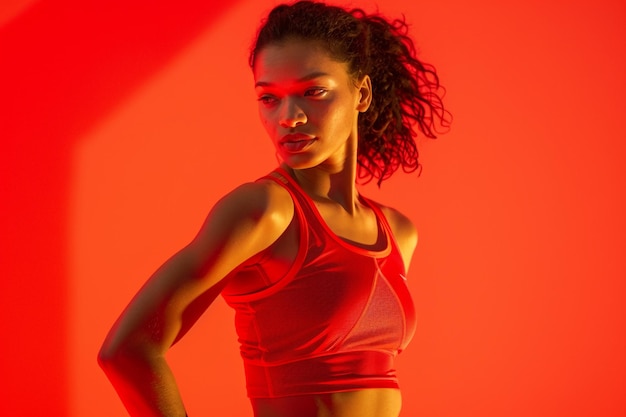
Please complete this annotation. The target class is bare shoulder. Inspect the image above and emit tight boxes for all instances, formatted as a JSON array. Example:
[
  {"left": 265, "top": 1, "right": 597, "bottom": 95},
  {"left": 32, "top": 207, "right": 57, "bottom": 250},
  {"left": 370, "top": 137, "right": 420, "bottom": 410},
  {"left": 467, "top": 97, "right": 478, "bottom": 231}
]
[
  {"left": 209, "top": 177, "right": 293, "bottom": 226},
  {"left": 193, "top": 177, "right": 294, "bottom": 254},
  {"left": 165, "top": 176, "right": 296, "bottom": 289}
]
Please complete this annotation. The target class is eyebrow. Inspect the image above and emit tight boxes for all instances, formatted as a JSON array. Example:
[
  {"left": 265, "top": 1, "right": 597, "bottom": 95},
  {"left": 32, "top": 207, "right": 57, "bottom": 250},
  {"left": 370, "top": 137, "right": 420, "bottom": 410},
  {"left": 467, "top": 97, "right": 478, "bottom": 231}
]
[{"left": 255, "top": 71, "right": 332, "bottom": 88}]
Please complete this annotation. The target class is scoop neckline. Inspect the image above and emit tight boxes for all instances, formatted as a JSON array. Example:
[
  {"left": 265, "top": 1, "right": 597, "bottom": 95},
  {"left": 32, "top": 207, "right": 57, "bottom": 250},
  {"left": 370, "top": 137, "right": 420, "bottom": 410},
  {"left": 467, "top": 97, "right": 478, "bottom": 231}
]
[{"left": 274, "top": 167, "right": 391, "bottom": 257}]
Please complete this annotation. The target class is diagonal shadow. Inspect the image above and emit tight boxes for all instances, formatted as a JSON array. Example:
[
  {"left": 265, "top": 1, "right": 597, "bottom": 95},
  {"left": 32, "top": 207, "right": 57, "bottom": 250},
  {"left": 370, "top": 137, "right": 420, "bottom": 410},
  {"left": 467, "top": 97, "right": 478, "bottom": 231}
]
[{"left": 0, "top": 0, "right": 242, "bottom": 414}]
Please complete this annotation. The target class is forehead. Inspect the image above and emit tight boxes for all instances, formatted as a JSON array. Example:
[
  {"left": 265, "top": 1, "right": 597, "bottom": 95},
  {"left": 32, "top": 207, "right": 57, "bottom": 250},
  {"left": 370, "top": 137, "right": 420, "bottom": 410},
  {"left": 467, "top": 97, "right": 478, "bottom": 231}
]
[{"left": 253, "top": 39, "right": 350, "bottom": 84}]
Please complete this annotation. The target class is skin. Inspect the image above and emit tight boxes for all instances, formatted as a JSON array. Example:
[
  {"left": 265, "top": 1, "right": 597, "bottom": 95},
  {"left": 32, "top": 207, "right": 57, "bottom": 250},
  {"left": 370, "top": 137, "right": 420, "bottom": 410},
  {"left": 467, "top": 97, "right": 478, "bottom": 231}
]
[{"left": 98, "top": 39, "right": 418, "bottom": 417}]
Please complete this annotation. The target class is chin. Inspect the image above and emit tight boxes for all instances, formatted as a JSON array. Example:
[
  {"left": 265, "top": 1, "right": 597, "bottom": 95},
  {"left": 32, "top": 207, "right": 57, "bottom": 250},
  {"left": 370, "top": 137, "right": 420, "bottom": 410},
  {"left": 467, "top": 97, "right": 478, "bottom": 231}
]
[{"left": 279, "top": 154, "right": 319, "bottom": 171}]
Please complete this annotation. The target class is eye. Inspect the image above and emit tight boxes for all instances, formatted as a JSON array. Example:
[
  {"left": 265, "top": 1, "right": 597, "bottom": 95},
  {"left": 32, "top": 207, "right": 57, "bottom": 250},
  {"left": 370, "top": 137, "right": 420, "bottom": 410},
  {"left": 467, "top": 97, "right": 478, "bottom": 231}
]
[
  {"left": 257, "top": 94, "right": 278, "bottom": 105},
  {"left": 304, "top": 88, "right": 327, "bottom": 97}
]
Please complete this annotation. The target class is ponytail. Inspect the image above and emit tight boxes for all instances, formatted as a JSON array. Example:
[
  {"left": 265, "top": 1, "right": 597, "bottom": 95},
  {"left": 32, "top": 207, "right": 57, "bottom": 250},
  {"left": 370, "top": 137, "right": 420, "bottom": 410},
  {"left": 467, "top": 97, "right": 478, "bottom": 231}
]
[{"left": 354, "top": 10, "right": 451, "bottom": 185}]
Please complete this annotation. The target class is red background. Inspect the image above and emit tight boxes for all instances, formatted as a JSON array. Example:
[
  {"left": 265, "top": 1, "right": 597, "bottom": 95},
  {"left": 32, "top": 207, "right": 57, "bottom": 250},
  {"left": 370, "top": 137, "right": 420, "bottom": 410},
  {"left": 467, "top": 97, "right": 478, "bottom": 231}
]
[{"left": 1, "top": 0, "right": 625, "bottom": 416}]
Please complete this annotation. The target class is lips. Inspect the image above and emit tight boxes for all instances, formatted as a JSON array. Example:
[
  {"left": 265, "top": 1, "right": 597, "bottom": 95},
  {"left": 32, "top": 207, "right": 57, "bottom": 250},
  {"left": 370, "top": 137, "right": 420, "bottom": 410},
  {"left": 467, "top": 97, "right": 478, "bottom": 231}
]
[{"left": 279, "top": 133, "right": 316, "bottom": 153}]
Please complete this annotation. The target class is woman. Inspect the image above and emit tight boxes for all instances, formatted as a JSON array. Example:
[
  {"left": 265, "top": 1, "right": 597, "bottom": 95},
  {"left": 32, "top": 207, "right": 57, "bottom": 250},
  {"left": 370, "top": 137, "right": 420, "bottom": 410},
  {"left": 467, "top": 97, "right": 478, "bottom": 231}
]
[{"left": 98, "top": 1, "right": 449, "bottom": 416}]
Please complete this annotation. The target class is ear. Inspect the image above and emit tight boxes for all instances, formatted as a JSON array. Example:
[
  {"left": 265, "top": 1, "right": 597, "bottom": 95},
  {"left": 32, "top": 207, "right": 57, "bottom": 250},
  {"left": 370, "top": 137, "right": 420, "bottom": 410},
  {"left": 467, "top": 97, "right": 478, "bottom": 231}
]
[{"left": 356, "top": 74, "right": 372, "bottom": 113}]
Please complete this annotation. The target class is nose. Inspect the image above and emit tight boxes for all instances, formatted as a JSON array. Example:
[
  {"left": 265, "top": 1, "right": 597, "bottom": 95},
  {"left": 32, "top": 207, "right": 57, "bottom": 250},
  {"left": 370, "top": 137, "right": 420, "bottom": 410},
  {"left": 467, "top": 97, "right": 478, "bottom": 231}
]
[{"left": 279, "top": 97, "right": 307, "bottom": 128}]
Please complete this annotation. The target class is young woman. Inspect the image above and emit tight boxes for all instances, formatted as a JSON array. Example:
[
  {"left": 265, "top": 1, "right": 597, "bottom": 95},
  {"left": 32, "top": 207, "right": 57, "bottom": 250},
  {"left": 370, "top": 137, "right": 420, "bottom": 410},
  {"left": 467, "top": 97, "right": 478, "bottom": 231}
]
[{"left": 98, "top": 1, "right": 450, "bottom": 416}]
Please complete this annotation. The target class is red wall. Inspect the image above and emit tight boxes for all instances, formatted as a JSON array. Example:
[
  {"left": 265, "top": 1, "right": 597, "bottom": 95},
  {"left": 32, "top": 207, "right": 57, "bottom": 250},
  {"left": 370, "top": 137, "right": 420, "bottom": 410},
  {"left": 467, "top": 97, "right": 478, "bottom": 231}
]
[{"left": 1, "top": 0, "right": 625, "bottom": 416}]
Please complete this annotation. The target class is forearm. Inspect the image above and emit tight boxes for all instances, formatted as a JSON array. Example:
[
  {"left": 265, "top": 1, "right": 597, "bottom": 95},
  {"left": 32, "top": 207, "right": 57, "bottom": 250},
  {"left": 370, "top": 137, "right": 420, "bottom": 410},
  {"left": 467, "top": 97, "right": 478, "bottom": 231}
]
[{"left": 99, "top": 350, "right": 187, "bottom": 417}]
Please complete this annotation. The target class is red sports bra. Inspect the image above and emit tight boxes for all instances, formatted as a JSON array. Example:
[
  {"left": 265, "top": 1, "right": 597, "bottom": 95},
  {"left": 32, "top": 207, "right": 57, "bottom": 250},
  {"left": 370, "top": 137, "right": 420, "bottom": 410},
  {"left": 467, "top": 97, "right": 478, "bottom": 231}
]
[{"left": 221, "top": 168, "right": 416, "bottom": 398}]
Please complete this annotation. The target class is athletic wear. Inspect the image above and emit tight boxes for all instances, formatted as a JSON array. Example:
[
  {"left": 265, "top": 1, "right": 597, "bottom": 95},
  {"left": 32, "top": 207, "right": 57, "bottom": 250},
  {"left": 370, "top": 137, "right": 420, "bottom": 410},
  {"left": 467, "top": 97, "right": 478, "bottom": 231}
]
[{"left": 221, "top": 168, "right": 416, "bottom": 398}]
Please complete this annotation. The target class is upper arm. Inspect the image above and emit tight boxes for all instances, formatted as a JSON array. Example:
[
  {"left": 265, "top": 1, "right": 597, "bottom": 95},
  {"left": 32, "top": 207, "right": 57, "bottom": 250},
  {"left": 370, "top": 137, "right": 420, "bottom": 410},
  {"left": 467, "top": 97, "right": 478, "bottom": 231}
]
[{"left": 101, "top": 180, "right": 293, "bottom": 356}]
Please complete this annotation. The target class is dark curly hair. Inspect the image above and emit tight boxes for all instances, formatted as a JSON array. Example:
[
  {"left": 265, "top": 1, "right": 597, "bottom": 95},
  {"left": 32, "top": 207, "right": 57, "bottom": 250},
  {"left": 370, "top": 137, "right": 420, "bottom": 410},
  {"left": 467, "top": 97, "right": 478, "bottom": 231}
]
[{"left": 250, "top": 1, "right": 451, "bottom": 186}]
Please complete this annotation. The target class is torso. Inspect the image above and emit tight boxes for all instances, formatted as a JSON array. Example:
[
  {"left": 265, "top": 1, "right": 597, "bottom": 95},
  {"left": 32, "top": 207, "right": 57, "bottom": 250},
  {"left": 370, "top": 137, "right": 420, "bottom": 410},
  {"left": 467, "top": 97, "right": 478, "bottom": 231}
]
[{"left": 226, "top": 169, "right": 416, "bottom": 416}]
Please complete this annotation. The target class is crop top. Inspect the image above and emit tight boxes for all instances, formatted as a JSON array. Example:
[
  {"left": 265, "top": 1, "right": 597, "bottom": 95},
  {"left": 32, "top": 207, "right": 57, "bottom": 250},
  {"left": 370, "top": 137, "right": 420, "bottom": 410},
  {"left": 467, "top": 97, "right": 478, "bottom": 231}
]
[{"left": 221, "top": 168, "right": 416, "bottom": 398}]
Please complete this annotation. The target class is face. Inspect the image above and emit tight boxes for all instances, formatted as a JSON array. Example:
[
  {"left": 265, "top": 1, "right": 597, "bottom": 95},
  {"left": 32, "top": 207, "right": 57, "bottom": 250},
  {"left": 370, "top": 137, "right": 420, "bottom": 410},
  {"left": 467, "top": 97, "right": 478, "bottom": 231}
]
[{"left": 253, "top": 39, "right": 371, "bottom": 171}]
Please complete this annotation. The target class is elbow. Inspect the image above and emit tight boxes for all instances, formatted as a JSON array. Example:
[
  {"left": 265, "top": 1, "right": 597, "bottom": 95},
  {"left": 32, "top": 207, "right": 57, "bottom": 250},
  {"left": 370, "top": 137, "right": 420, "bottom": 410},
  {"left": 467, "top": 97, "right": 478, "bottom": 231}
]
[
  {"left": 97, "top": 341, "right": 120, "bottom": 372},
  {"left": 97, "top": 338, "right": 135, "bottom": 373},
  {"left": 97, "top": 338, "right": 161, "bottom": 374}
]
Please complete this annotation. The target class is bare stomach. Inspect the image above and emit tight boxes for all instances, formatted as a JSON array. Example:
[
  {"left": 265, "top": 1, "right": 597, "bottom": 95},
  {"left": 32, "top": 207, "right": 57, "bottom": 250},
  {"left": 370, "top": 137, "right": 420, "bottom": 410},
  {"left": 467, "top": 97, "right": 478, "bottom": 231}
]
[{"left": 251, "top": 388, "right": 402, "bottom": 417}]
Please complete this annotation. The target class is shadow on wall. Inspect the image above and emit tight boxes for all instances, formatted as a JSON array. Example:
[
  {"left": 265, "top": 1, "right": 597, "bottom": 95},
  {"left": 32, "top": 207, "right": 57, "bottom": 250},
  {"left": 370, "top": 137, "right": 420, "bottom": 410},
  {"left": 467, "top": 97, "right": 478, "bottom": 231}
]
[{"left": 0, "top": 1, "right": 241, "bottom": 414}]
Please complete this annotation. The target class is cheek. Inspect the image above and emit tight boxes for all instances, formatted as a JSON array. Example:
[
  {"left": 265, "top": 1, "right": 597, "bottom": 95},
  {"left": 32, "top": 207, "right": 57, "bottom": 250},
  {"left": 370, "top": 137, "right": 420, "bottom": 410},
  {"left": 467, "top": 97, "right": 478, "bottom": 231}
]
[
  {"left": 324, "top": 102, "right": 356, "bottom": 131},
  {"left": 257, "top": 108, "right": 274, "bottom": 131}
]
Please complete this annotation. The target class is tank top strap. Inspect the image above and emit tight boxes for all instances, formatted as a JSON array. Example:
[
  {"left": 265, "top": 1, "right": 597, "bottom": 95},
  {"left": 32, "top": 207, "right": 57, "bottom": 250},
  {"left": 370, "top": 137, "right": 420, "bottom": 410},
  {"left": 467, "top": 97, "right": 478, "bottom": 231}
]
[
  {"left": 265, "top": 167, "right": 358, "bottom": 250},
  {"left": 259, "top": 168, "right": 309, "bottom": 236},
  {"left": 359, "top": 196, "right": 395, "bottom": 242},
  {"left": 267, "top": 167, "right": 326, "bottom": 247}
]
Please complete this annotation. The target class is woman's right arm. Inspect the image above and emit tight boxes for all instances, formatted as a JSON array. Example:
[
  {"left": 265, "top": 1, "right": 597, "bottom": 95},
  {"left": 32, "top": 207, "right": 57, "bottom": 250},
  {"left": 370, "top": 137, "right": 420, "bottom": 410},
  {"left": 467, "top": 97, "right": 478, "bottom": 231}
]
[{"left": 98, "top": 180, "right": 293, "bottom": 417}]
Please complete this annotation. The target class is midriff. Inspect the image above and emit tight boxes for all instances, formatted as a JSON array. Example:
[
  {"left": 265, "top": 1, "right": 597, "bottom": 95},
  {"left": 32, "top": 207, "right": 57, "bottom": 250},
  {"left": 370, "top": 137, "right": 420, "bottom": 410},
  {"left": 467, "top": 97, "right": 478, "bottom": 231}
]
[{"left": 251, "top": 388, "right": 402, "bottom": 417}]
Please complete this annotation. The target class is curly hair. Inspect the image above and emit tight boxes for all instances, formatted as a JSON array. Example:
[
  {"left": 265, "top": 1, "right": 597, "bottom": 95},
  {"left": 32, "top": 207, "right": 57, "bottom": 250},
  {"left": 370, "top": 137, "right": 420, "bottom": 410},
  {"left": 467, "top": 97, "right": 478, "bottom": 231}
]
[{"left": 250, "top": 1, "right": 451, "bottom": 186}]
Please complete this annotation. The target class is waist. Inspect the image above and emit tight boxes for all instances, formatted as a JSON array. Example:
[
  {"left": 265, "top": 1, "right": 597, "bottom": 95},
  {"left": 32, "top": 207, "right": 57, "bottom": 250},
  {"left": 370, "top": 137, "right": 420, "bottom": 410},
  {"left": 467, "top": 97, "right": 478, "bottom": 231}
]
[
  {"left": 251, "top": 388, "right": 402, "bottom": 417},
  {"left": 244, "top": 350, "right": 400, "bottom": 399}
]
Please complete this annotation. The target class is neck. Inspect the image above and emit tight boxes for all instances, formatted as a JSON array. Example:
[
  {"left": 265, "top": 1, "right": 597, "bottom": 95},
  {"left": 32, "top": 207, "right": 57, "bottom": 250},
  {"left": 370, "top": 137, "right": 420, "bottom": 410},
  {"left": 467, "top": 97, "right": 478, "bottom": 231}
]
[{"left": 283, "top": 140, "right": 360, "bottom": 215}]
